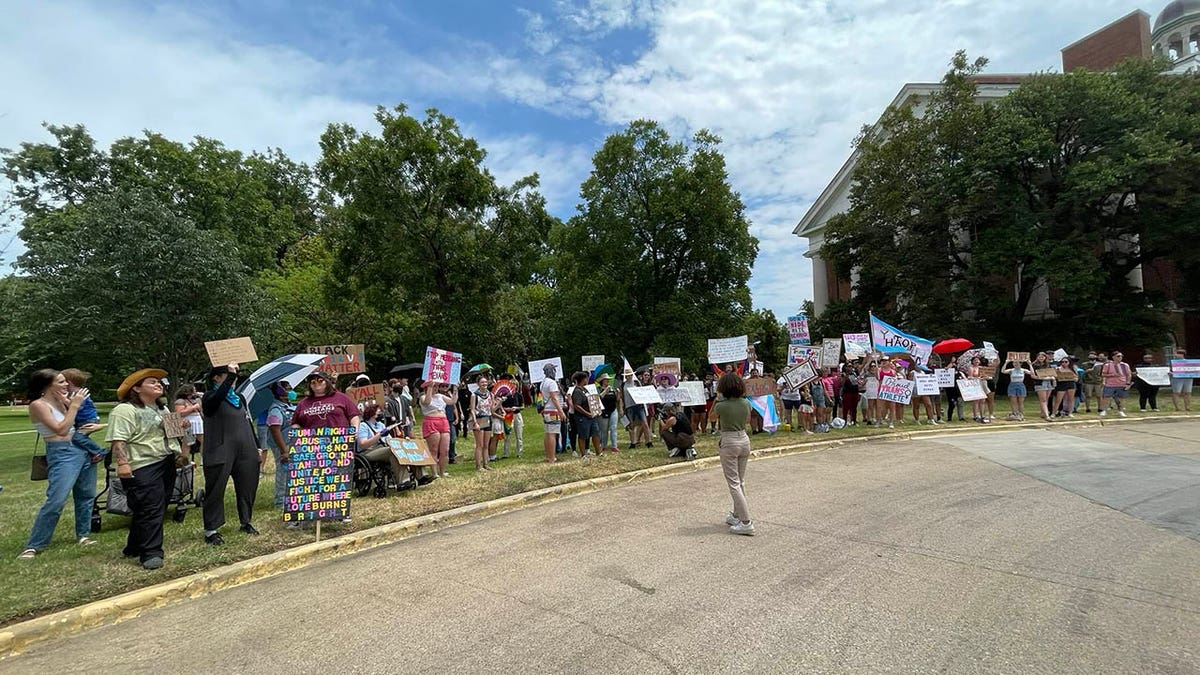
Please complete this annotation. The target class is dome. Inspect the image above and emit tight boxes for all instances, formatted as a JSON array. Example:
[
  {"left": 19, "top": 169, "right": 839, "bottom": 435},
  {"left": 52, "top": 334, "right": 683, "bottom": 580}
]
[{"left": 1154, "top": 0, "right": 1200, "bottom": 31}]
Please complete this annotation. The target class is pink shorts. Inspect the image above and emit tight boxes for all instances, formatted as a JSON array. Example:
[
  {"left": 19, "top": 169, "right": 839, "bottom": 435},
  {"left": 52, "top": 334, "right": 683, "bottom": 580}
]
[{"left": 421, "top": 416, "right": 451, "bottom": 437}]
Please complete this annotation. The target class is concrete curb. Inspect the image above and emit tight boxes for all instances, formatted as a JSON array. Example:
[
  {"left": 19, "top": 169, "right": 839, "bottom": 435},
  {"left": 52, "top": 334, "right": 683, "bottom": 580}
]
[{"left": 2, "top": 412, "right": 1195, "bottom": 658}]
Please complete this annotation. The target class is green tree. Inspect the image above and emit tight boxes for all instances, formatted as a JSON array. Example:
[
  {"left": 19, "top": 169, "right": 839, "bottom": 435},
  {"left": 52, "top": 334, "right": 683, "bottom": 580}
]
[
  {"left": 550, "top": 121, "right": 759, "bottom": 367},
  {"left": 742, "top": 309, "right": 788, "bottom": 373},
  {"left": 14, "top": 188, "right": 272, "bottom": 391}
]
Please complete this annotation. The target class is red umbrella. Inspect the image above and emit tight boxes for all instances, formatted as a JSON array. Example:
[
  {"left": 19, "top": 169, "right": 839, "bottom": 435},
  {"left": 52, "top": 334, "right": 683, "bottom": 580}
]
[{"left": 933, "top": 338, "right": 973, "bottom": 354}]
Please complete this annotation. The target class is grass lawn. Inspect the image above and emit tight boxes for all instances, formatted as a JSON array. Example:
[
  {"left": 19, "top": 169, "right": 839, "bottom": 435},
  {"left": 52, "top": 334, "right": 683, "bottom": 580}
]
[{"left": 0, "top": 396, "right": 1191, "bottom": 626}]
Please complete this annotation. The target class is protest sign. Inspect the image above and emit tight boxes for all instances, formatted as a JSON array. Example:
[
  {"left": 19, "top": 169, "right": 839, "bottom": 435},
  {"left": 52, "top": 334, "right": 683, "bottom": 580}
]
[
  {"left": 626, "top": 385, "right": 663, "bottom": 405},
  {"left": 744, "top": 377, "right": 778, "bottom": 398},
  {"left": 307, "top": 344, "right": 366, "bottom": 375},
  {"left": 788, "top": 344, "right": 818, "bottom": 365},
  {"left": 347, "top": 383, "right": 387, "bottom": 410},
  {"left": 1170, "top": 359, "right": 1200, "bottom": 378},
  {"left": 754, "top": 361, "right": 765, "bottom": 375},
  {"left": 913, "top": 373, "right": 939, "bottom": 396},
  {"left": 205, "top": 337, "right": 258, "bottom": 367},
  {"left": 581, "top": 355, "right": 605, "bottom": 372},
  {"left": 869, "top": 314, "right": 934, "bottom": 366},
  {"left": 657, "top": 387, "right": 693, "bottom": 404},
  {"left": 422, "top": 346, "right": 462, "bottom": 384},
  {"left": 820, "top": 338, "right": 842, "bottom": 369},
  {"left": 843, "top": 333, "right": 871, "bottom": 359},
  {"left": 1006, "top": 351, "right": 1030, "bottom": 365},
  {"left": 978, "top": 365, "right": 996, "bottom": 380},
  {"left": 585, "top": 389, "right": 605, "bottom": 416},
  {"left": 781, "top": 361, "right": 819, "bottom": 389},
  {"left": 161, "top": 412, "right": 187, "bottom": 439},
  {"left": 387, "top": 437, "right": 436, "bottom": 466},
  {"left": 957, "top": 379, "right": 986, "bottom": 401},
  {"left": 1135, "top": 367, "right": 1171, "bottom": 386},
  {"left": 1035, "top": 368, "right": 1058, "bottom": 380},
  {"left": 653, "top": 357, "right": 681, "bottom": 376},
  {"left": 935, "top": 368, "right": 956, "bottom": 388},
  {"left": 1055, "top": 368, "right": 1078, "bottom": 383},
  {"left": 284, "top": 427, "right": 354, "bottom": 523},
  {"left": 708, "top": 335, "right": 749, "bottom": 364},
  {"left": 877, "top": 376, "right": 914, "bottom": 404},
  {"left": 787, "top": 314, "right": 810, "bottom": 345},
  {"left": 680, "top": 381, "right": 706, "bottom": 406},
  {"left": 528, "top": 357, "right": 564, "bottom": 384}
]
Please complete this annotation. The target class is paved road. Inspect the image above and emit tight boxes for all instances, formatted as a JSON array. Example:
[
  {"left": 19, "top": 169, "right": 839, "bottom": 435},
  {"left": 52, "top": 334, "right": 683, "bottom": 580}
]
[{"left": 8, "top": 421, "right": 1200, "bottom": 674}]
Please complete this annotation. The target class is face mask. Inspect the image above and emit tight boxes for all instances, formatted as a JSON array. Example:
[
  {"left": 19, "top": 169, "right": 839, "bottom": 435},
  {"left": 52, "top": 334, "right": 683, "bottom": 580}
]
[{"left": 287, "top": 390, "right": 297, "bottom": 402}]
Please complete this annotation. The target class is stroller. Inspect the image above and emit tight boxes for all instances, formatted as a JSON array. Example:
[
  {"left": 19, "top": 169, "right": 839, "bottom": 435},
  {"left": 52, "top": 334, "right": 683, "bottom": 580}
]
[{"left": 91, "top": 447, "right": 204, "bottom": 532}]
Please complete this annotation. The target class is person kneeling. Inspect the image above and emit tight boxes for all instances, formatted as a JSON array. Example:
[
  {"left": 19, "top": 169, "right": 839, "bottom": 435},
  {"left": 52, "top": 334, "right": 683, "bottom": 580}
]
[{"left": 659, "top": 404, "right": 696, "bottom": 460}]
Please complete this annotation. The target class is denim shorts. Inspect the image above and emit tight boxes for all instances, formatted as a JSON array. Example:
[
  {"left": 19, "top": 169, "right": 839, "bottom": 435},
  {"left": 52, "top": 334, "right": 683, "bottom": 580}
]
[
  {"left": 1007, "top": 383, "right": 1027, "bottom": 397},
  {"left": 626, "top": 405, "right": 647, "bottom": 422},
  {"left": 573, "top": 414, "right": 599, "bottom": 440}
]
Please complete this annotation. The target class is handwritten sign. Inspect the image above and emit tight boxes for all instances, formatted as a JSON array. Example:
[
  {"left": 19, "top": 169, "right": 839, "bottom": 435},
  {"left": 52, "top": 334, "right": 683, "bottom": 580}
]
[
  {"left": 819, "top": 338, "right": 841, "bottom": 369},
  {"left": 1136, "top": 367, "right": 1171, "bottom": 386},
  {"left": 387, "top": 437, "right": 436, "bottom": 466},
  {"left": 1170, "top": 359, "right": 1200, "bottom": 378},
  {"left": 528, "top": 357, "right": 564, "bottom": 384},
  {"left": 307, "top": 344, "right": 366, "bottom": 375},
  {"left": 744, "top": 377, "right": 778, "bottom": 398},
  {"left": 788, "top": 344, "right": 818, "bottom": 365},
  {"left": 781, "top": 361, "right": 819, "bottom": 389},
  {"left": 1006, "top": 351, "right": 1030, "bottom": 365},
  {"left": 1035, "top": 368, "right": 1058, "bottom": 380},
  {"left": 347, "top": 383, "right": 386, "bottom": 410},
  {"left": 843, "top": 333, "right": 871, "bottom": 359},
  {"left": 581, "top": 355, "right": 605, "bottom": 373},
  {"left": 914, "top": 373, "right": 939, "bottom": 396},
  {"left": 787, "top": 315, "right": 810, "bottom": 345},
  {"left": 653, "top": 357, "right": 681, "bottom": 376},
  {"left": 422, "top": 346, "right": 462, "bottom": 384},
  {"left": 877, "top": 376, "right": 914, "bottom": 404},
  {"left": 205, "top": 337, "right": 258, "bottom": 367},
  {"left": 708, "top": 335, "right": 749, "bottom": 364},
  {"left": 957, "top": 379, "right": 986, "bottom": 402},
  {"left": 679, "top": 381, "right": 706, "bottom": 406},
  {"left": 161, "top": 412, "right": 187, "bottom": 439},
  {"left": 1056, "top": 368, "right": 1078, "bottom": 383},
  {"left": 935, "top": 368, "right": 957, "bottom": 388},
  {"left": 978, "top": 365, "right": 996, "bottom": 380},
  {"left": 625, "top": 385, "right": 663, "bottom": 406},
  {"left": 657, "top": 387, "right": 693, "bottom": 404},
  {"left": 284, "top": 427, "right": 354, "bottom": 523}
]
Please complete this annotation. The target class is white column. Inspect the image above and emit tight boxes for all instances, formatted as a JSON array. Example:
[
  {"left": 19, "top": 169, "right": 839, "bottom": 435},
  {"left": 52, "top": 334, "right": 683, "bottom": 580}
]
[{"left": 811, "top": 252, "right": 829, "bottom": 316}]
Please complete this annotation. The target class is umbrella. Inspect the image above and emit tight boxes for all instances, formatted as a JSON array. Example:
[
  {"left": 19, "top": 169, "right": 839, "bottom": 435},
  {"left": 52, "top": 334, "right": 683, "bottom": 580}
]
[
  {"left": 933, "top": 338, "right": 973, "bottom": 355},
  {"left": 589, "top": 363, "right": 616, "bottom": 384},
  {"left": 466, "top": 362, "right": 493, "bottom": 375},
  {"left": 389, "top": 363, "right": 423, "bottom": 375},
  {"left": 635, "top": 364, "right": 652, "bottom": 374},
  {"left": 956, "top": 349, "right": 986, "bottom": 369},
  {"left": 236, "top": 353, "right": 328, "bottom": 417}
]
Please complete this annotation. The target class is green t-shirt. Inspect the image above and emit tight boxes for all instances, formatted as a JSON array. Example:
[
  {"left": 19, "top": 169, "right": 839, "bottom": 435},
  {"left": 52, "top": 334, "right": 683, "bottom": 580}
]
[
  {"left": 714, "top": 398, "right": 751, "bottom": 432},
  {"left": 104, "top": 402, "right": 178, "bottom": 470}
]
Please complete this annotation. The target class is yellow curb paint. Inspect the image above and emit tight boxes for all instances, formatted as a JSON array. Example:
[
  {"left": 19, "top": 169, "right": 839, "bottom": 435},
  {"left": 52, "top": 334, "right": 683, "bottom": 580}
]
[{"left": 2, "top": 413, "right": 1197, "bottom": 659}]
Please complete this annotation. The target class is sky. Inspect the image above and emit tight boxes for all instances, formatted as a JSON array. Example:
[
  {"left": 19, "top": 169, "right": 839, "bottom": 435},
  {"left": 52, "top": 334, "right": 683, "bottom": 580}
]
[{"left": 0, "top": 0, "right": 1143, "bottom": 318}]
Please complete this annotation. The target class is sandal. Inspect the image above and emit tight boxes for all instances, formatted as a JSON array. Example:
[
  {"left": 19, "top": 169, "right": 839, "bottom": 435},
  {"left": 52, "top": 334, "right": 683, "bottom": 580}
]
[{"left": 17, "top": 549, "right": 36, "bottom": 559}]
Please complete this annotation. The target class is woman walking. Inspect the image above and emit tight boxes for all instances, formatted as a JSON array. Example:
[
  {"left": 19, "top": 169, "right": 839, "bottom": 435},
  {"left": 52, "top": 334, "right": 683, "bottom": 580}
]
[
  {"left": 714, "top": 373, "right": 755, "bottom": 536},
  {"left": 420, "top": 381, "right": 454, "bottom": 478},
  {"left": 19, "top": 369, "right": 101, "bottom": 559}
]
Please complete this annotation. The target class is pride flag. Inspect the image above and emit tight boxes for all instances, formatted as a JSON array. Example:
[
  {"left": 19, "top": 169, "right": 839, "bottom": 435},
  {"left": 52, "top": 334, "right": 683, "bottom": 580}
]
[{"left": 869, "top": 314, "right": 934, "bottom": 366}]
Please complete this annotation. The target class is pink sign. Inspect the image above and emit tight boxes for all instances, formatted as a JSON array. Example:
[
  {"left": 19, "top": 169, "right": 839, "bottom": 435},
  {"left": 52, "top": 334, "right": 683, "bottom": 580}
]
[{"left": 422, "top": 346, "right": 462, "bottom": 384}]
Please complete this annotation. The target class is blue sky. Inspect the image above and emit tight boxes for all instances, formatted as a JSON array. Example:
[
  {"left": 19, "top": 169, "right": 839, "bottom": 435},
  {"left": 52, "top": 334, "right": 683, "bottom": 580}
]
[{"left": 0, "top": 0, "right": 1144, "bottom": 318}]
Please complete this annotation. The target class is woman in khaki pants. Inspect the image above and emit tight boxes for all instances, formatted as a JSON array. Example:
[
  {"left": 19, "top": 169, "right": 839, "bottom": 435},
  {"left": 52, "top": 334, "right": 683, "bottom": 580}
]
[{"left": 713, "top": 373, "right": 755, "bottom": 536}]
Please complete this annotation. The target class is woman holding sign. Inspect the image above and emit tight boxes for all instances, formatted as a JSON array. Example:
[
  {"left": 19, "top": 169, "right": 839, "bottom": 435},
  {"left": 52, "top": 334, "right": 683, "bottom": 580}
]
[
  {"left": 966, "top": 357, "right": 990, "bottom": 424},
  {"left": 201, "top": 365, "right": 263, "bottom": 544},
  {"left": 420, "top": 382, "right": 454, "bottom": 478},
  {"left": 1001, "top": 358, "right": 1030, "bottom": 421},
  {"left": 1031, "top": 353, "right": 1057, "bottom": 421}
]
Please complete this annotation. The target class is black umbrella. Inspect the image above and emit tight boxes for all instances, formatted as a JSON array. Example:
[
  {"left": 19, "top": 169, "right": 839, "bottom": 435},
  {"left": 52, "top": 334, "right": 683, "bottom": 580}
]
[
  {"left": 635, "top": 364, "right": 653, "bottom": 374},
  {"left": 389, "top": 363, "right": 423, "bottom": 375}
]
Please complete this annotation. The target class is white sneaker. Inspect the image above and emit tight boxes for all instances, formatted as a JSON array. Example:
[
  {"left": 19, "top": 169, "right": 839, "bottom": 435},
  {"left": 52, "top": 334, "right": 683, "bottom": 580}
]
[
  {"left": 730, "top": 521, "right": 756, "bottom": 536},
  {"left": 725, "top": 513, "right": 740, "bottom": 526},
  {"left": 1099, "top": 410, "right": 1107, "bottom": 417},
  {"left": 888, "top": 423, "right": 894, "bottom": 429},
  {"left": 1118, "top": 410, "right": 1127, "bottom": 418}
]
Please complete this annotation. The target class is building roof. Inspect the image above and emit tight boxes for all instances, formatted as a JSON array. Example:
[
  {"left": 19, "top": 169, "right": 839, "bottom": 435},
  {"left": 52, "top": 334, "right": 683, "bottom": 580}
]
[{"left": 1154, "top": 0, "right": 1200, "bottom": 32}]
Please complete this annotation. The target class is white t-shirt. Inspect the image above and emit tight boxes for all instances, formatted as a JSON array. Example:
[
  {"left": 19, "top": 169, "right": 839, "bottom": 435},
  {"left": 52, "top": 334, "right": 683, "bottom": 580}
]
[
  {"left": 540, "top": 379, "right": 563, "bottom": 415},
  {"left": 777, "top": 377, "right": 801, "bottom": 401}
]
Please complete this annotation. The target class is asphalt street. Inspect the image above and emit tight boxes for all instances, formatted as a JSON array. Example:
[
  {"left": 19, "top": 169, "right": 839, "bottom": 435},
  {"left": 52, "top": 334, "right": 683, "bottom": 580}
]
[{"left": 8, "top": 420, "right": 1200, "bottom": 674}]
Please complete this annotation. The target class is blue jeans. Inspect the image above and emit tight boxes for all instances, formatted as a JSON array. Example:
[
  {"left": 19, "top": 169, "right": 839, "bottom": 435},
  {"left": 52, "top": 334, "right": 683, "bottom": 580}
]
[
  {"left": 260, "top": 424, "right": 286, "bottom": 509},
  {"left": 598, "top": 410, "right": 619, "bottom": 449},
  {"left": 27, "top": 439, "right": 97, "bottom": 550}
]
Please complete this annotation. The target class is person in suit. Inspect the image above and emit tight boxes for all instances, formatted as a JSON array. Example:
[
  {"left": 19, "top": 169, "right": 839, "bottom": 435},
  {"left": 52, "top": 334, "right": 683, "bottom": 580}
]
[{"left": 200, "top": 364, "right": 262, "bottom": 545}]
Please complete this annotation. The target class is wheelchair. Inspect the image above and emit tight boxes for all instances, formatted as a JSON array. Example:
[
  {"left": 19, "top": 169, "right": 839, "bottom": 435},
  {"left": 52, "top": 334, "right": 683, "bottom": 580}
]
[{"left": 352, "top": 446, "right": 417, "bottom": 498}]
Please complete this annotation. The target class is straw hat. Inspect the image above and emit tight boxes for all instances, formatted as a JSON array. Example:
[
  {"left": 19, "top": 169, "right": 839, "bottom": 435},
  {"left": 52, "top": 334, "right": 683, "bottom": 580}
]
[{"left": 117, "top": 368, "right": 167, "bottom": 399}]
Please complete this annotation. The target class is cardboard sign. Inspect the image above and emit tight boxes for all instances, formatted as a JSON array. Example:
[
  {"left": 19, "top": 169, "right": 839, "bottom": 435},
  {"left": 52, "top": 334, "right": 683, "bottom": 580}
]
[
  {"left": 914, "top": 373, "right": 939, "bottom": 396},
  {"left": 978, "top": 365, "right": 996, "bottom": 380},
  {"left": 161, "top": 412, "right": 188, "bottom": 439},
  {"left": 877, "top": 376, "right": 914, "bottom": 404},
  {"left": 1170, "top": 359, "right": 1200, "bottom": 378},
  {"left": 422, "top": 346, "right": 462, "bottom": 384},
  {"left": 708, "top": 335, "right": 749, "bottom": 364},
  {"left": 1136, "top": 367, "right": 1171, "bottom": 386},
  {"left": 1056, "top": 368, "right": 1079, "bottom": 383},
  {"left": 781, "top": 361, "right": 819, "bottom": 389},
  {"left": 843, "top": 333, "right": 871, "bottom": 359},
  {"left": 787, "top": 315, "right": 810, "bottom": 345},
  {"left": 528, "top": 357, "right": 564, "bottom": 384},
  {"left": 307, "top": 344, "right": 366, "bottom": 375},
  {"left": 744, "top": 377, "right": 778, "bottom": 397},
  {"left": 1035, "top": 368, "right": 1058, "bottom": 380},
  {"left": 205, "top": 337, "right": 258, "bottom": 367},
  {"left": 820, "top": 338, "right": 842, "bottom": 369},
  {"left": 585, "top": 390, "right": 605, "bottom": 416},
  {"left": 387, "top": 437, "right": 436, "bottom": 466},
  {"left": 625, "top": 385, "right": 663, "bottom": 405},
  {"left": 347, "top": 383, "right": 387, "bottom": 410},
  {"left": 1006, "top": 351, "right": 1030, "bottom": 365},
  {"left": 935, "top": 368, "right": 957, "bottom": 388},
  {"left": 957, "top": 379, "right": 986, "bottom": 402},
  {"left": 284, "top": 427, "right": 354, "bottom": 523},
  {"left": 581, "top": 355, "right": 605, "bottom": 373},
  {"left": 653, "top": 357, "right": 681, "bottom": 376}
]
